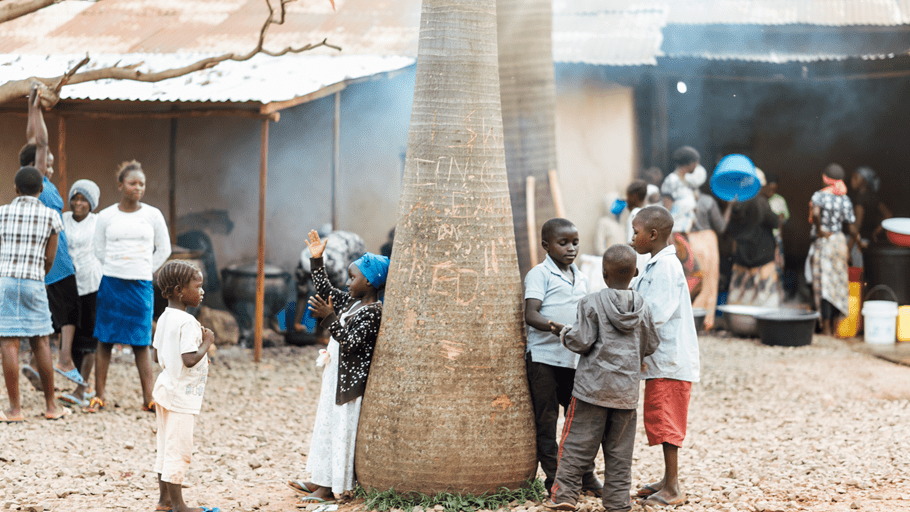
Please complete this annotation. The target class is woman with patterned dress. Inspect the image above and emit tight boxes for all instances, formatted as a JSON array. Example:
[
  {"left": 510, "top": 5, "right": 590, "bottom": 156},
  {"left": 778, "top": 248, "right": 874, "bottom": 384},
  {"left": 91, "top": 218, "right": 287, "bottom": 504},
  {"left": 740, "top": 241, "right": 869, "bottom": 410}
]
[
  {"left": 288, "top": 230, "right": 389, "bottom": 504},
  {"left": 810, "top": 164, "right": 859, "bottom": 336}
]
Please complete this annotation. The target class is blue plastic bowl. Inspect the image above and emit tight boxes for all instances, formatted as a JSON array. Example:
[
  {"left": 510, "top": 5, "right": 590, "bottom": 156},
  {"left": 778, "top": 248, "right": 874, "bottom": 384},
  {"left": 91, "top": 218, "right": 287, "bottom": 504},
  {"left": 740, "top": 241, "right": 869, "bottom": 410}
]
[
  {"left": 710, "top": 154, "right": 760, "bottom": 202},
  {"left": 610, "top": 199, "right": 627, "bottom": 216}
]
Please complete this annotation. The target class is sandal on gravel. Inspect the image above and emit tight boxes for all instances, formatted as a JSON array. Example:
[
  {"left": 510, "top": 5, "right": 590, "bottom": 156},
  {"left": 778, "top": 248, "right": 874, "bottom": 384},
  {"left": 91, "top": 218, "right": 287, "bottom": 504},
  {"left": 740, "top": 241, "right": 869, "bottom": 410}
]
[
  {"left": 84, "top": 397, "right": 106, "bottom": 413},
  {"left": 543, "top": 500, "right": 576, "bottom": 511},
  {"left": 0, "top": 411, "right": 24, "bottom": 423},
  {"left": 54, "top": 365, "right": 86, "bottom": 386},
  {"left": 298, "top": 497, "right": 335, "bottom": 506},
  {"left": 85, "top": 388, "right": 96, "bottom": 399},
  {"left": 636, "top": 482, "right": 661, "bottom": 497},
  {"left": 288, "top": 480, "right": 318, "bottom": 494},
  {"left": 154, "top": 505, "right": 172, "bottom": 512},
  {"left": 21, "top": 365, "right": 42, "bottom": 391},
  {"left": 642, "top": 494, "right": 686, "bottom": 509},
  {"left": 45, "top": 407, "right": 72, "bottom": 420},
  {"left": 59, "top": 394, "right": 88, "bottom": 408},
  {"left": 142, "top": 400, "right": 157, "bottom": 413}
]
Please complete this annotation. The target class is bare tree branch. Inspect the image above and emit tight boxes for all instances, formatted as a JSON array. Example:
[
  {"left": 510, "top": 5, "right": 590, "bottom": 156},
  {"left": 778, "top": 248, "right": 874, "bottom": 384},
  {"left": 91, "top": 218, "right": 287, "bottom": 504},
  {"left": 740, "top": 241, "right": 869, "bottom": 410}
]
[
  {"left": 0, "top": 0, "right": 341, "bottom": 107},
  {"left": 0, "top": 0, "right": 60, "bottom": 24}
]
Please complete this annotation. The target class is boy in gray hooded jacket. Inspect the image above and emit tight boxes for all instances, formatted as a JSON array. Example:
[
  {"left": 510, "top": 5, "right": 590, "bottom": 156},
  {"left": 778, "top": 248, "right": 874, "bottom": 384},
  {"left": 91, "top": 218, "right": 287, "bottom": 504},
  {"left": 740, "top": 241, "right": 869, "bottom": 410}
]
[{"left": 545, "top": 244, "right": 660, "bottom": 512}]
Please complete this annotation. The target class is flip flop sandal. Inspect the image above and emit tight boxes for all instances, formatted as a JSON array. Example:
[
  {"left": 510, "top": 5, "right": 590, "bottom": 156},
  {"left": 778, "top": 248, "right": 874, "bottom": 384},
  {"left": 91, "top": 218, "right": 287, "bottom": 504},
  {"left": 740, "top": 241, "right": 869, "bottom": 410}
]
[
  {"left": 542, "top": 500, "right": 576, "bottom": 511},
  {"left": 21, "top": 365, "right": 42, "bottom": 391},
  {"left": 636, "top": 483, "right": 661, "bottom": 497},
  {"left": 142, "top": 400, "right": 157, "bottom": 413},
  {"left": 199, "top": 508, "right": 220, "bottom": 512},
  {"left": 59, "top": 394, "right": 89, "bottom": 408},
  {"left": 288, "top": 480, "right": 318, "bottom": 494},
  {"left": 45, "top": 407, "right": 72, "bottom": 420},
  {"left": 54, "top": 365, "right": 86, "bottom": 386},
  {"left": 84, "top": 397, "right": 106, "bottom": 413},
  {"left": 642, "top": 494, "right": 686, "bottom": 509},
  {"left": 0, "top": 411, "right": 24, "bottom": 423},
  {"left": 298, "top": 497, "right": 335, "bottom": 505}
]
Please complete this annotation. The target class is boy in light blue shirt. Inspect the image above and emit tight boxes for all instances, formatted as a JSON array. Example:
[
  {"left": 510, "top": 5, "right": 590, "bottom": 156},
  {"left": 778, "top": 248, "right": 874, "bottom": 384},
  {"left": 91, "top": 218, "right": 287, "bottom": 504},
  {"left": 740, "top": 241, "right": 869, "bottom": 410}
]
[{"left": 524, "top": 218, "right": 601, "bottom": 497}]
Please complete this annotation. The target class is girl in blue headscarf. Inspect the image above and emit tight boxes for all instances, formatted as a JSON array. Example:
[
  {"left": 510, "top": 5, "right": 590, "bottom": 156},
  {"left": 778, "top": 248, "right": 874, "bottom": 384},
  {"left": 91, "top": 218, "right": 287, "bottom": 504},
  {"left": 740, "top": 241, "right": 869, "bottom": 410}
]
[{"left": 289, "top": 229, "right": 390, "bottom": 504}]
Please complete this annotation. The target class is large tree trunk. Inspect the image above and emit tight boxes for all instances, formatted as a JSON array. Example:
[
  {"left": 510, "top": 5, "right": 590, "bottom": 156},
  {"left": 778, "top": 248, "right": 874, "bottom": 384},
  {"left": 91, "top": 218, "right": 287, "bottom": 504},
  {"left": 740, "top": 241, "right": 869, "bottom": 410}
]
[
  {"left": 354, "top": 0, "right": 537, "bottom": 495},
  {"left": 497, "top": 0, "right": 559, "bottom": 276}
]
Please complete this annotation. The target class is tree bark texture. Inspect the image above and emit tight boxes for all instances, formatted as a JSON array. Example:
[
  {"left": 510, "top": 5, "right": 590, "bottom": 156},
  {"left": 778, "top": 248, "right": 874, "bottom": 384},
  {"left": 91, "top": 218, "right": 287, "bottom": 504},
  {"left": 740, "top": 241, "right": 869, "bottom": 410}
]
[
  {"left": 354, "top": 0, "right": 537, "bottom": 495},
  {"left": 497, "top": 0, "right": 559, "bottom": 276}
]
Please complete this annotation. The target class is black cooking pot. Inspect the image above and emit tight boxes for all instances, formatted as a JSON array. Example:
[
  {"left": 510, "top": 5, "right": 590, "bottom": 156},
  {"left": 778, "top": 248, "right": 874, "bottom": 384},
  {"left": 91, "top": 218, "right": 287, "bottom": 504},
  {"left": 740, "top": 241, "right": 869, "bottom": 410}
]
[
  {"left": 865, "top": 245, "right": 910, "bottom": 305},
  {"left": 221, "top": 262, "right": 291, "bottom": 330}
]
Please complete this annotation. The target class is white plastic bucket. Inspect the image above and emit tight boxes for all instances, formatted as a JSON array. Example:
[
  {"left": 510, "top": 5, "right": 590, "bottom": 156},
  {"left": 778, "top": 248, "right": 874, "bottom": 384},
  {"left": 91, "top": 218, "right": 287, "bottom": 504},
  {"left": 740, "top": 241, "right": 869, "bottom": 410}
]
[{"left": 863, "top": 300, "right": 898, "bottom": 344}]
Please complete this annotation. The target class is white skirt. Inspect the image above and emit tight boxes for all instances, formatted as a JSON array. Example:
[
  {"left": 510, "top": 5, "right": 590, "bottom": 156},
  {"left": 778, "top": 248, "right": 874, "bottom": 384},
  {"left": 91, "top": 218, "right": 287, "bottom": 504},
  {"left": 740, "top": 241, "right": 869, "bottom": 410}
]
[{"left": 305, "top": 338, "right": 362, "bottom": 493}]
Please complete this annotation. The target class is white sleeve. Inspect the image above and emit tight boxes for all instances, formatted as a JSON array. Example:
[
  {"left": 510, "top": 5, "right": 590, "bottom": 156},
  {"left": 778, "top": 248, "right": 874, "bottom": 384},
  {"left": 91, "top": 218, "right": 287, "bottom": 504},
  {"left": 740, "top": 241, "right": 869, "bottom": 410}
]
[
  {"left": 151, "top": 208, "right": 172, "bottom": 272},
  {"left": 93, "top": 210, "right": 107, "bottom": 264}
]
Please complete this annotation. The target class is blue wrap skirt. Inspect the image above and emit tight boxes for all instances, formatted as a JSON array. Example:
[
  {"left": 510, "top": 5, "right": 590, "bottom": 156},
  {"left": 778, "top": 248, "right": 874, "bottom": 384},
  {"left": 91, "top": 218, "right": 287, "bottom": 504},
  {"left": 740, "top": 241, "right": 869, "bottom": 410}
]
[{"left": 94, "top": 276, "right": 153, "bottom": 346}]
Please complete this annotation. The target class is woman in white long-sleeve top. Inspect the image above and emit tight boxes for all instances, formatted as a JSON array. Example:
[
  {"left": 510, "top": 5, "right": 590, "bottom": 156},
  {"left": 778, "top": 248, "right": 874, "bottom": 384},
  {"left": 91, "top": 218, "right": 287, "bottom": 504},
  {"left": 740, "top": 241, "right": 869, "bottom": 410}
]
[{"left": 85, "top": 161, "right": 171, "bottom": 413}]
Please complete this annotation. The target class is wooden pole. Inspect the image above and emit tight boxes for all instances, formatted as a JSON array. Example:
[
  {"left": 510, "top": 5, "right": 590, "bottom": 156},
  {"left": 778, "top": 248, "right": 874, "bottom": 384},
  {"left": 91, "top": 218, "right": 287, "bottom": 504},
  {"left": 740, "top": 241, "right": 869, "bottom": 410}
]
[
  {"left": 254, "top": 119, "right": 269, "bottom": 362},
  {"left": 331, "top": 91, "right": 341, "bottom": 230},
  {"left": 548, "top": 169, "right": 565, "bottom": 218},
  {"left": 168, "top": 118, "right": 178, "bottom": 246},
  {"left": 57, "top": 116, "right": 67, "bottom": 207},
  {"left": 526, "top": 176, "right": 538, "bottom": 265}
]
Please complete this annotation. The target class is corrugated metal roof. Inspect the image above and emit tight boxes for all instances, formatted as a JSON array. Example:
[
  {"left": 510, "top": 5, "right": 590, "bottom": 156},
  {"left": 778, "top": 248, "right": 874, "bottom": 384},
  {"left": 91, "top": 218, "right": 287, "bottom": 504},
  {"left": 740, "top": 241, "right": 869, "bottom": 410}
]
[
  {"left": 0, "top": 53, "right": 414, "bottom": 105},
  {"left": 555, "top": 0, "right": 910, "bottom": 26},
  {"left": 552, "top": 8, "right": 667, "bottom": 66},
  {"left": 0, "top": 0, "right": 420, "bottom": 56},
  {"left": 666, "top": 52, "right": 902, "bottom": 63}
]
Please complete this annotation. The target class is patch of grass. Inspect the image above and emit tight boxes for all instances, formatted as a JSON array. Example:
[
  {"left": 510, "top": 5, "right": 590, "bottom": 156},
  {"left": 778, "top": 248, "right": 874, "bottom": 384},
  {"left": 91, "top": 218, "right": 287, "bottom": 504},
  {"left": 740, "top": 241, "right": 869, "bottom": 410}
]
[{"left": 354, "top": 479, "right": 546, "bottom": 512}]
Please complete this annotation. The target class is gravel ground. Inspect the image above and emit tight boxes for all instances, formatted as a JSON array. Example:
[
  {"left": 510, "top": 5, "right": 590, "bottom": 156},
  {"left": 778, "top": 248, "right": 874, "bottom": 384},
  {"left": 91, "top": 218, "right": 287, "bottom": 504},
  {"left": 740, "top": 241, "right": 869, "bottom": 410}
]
[{"left": 2, "top": 334, "right": 909, "bottom": 512}]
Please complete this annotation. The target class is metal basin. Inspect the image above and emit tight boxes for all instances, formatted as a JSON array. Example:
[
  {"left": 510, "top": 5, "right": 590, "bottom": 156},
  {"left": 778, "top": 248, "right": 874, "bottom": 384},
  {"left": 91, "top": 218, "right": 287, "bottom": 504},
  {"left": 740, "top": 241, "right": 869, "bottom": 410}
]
[
  {"left": 717, "top": 304, "right": 774, "bottom": 337},
  {"left": 755, "top": 309, "right": 820, "bottom": 347}
]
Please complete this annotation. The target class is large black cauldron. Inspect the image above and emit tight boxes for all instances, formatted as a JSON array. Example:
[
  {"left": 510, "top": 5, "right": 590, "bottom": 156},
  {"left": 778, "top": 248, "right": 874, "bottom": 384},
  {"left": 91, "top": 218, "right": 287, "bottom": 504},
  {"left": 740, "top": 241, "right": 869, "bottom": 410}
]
[{"left": 221, "top": 262, "right": 290, "bottom": 345}]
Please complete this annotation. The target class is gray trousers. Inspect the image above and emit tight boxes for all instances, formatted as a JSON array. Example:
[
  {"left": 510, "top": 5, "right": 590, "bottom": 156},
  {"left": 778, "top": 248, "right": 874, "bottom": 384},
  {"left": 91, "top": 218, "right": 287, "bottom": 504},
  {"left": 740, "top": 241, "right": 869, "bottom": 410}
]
[{"left": 552, "top": 398, "right": 637, "bottom": 512}]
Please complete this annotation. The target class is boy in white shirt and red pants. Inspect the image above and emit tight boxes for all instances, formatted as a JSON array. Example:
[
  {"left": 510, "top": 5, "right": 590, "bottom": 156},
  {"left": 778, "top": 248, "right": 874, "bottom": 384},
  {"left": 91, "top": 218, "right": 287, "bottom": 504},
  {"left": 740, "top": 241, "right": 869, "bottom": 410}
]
[{"left": 630, "top": 206, "right": 700, "bottom": 508}]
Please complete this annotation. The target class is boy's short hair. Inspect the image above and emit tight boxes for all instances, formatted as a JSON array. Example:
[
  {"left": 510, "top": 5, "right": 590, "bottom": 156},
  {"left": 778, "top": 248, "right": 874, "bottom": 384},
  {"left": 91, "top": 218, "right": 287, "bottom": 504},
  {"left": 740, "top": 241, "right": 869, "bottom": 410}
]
[
  {"left": 603, "top": 244, "right": 637, "bottom": 277},
  {"left": 824, "top": 163, "right": 845, "bottom": 181},
  {"left": 635, "top": 205, "right": 674, "bottom": 233},
  {"left": 18, "top": 143, "right": 37, "bottom": 168},
  {"left": 15, "top": 167, "right": 43, "bottom": 195},
  {"left": 626, "top": 180, "right": 648, "bottom": 202},
  {"left": 541, "top": 218, "right": 576, "bottom": 243},
  {"left": 672, "top": 146, "right": 700, "bottom": 167}
]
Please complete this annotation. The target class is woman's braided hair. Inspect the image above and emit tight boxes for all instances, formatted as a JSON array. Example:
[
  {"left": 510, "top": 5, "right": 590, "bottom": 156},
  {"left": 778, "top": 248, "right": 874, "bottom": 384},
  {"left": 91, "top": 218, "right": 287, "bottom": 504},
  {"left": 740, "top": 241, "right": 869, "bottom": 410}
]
[{"left": 157, "top": 260, "right": 201, "bottom": 300}]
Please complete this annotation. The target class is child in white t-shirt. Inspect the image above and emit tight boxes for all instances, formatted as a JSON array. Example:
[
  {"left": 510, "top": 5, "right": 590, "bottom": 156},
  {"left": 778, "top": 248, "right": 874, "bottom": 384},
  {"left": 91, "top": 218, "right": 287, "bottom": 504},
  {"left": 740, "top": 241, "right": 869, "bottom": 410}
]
[{"left": 151, "top": 260, "right": 218, "bottom": 512}]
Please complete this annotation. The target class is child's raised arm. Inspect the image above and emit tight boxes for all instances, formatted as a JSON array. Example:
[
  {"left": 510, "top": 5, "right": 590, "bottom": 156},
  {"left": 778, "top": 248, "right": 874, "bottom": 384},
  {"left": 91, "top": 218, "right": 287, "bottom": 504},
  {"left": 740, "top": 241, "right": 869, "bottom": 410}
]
[
  {"left": 306, "top": 230, "right": 354, "bottom": 314},
  {"left": 182, "top": 327, "right": 215, "bottom": 368}
]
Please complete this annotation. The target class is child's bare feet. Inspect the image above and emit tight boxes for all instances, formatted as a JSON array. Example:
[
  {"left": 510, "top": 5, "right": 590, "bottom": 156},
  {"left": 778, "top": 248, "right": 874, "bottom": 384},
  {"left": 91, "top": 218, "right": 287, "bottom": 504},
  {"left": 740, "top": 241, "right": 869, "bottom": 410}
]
[{"left": 0, "top": 409, "right": 24, "bottom": 423}]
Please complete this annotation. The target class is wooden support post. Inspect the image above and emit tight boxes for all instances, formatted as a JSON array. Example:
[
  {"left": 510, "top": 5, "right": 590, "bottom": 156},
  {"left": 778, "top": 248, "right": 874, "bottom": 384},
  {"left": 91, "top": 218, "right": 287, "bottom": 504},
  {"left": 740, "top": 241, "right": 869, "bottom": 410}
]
[
  {"left": 548, "top": 170, "right": 565, "bottom": 218},
  {"left": 526, "top": 176, "right": 538, "bottom": 265},
  {"left": 168, "top": 118, "right": 178, "bottom": 246},
  {"left": 57, "top": 117, "right": 67, "bottom": 207},
  {"left": 254, "top": 119, "right": 269, "bottom": 363},
  {"left": 331, "top": 91, "right": 341, "bottom": 230}
]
